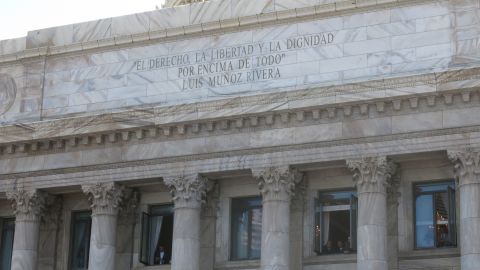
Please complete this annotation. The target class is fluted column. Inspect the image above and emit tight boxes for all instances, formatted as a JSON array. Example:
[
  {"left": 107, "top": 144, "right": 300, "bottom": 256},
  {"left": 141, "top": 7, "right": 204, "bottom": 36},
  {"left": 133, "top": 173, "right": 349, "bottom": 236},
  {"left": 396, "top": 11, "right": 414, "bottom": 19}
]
[
  {"left": 347, "top": 157, "right": 397, "bottom": 270},
  {"left": 448, "top": 148, "right": 480, "bottom": 270},
  {"left": 252, "top": 166, "right": 303, "bottom": 270},
  {"left": 6, "top": 188, "right": 47, "bottom": 270},
  {"left": 164, "top": 174, "right": 208, "bottom": 270},
  {"left": 82, "top": 182, "right": 125, "bottom": 270}
]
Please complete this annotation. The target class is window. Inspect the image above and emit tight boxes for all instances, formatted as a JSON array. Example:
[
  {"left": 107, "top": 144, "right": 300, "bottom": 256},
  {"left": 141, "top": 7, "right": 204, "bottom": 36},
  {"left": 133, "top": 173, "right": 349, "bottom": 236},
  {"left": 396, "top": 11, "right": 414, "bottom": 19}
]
[
  {"left": 230, "top": 196, "right": 262, "bottom": 260},
  {"left": 0, "top": 218, "right": 14, "bottom": 270},
  {"left": 69, "top": 211, "right": 92, "bottom": 270},
  {"left": 140, "top": 205, "right": 174, "bottom": 265},
  {"left": 414, "top": 181, "right": 456, "bottom": 249},
  {"left": 314, "top": 190, "right": 357, "bottom": 255}
]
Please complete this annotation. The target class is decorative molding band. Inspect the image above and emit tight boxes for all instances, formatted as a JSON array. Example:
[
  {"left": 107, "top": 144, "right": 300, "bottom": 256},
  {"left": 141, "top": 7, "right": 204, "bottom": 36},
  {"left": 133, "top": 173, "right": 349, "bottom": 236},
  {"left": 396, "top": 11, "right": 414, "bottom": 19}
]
[
  {"left": 0, "top": 66, "right": 479, "bottom": 156},
  {"left": 0, "top": 0, "right": 431, "bottom": 63},
  {"left": 1, "top": 124, "right": 480, "bottom": 183}
]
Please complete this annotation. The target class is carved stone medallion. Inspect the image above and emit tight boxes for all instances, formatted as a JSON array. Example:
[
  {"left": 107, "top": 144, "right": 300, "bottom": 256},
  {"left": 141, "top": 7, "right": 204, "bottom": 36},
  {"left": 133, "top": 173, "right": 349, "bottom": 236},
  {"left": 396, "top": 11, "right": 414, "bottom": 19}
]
[{"left": 0, "top": 74, "right": 16, "bottom": 116}]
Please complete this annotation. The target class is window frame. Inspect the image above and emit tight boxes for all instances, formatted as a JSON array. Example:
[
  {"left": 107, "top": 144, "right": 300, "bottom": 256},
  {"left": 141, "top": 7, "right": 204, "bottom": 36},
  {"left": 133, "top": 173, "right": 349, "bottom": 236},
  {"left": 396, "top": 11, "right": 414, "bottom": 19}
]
[
  {"left": 139, "top": 203, "right": 174, "bottom": 266},
  {"left": 314, "top": 188, "right": 358, "bottom": 255},
  {"left": 229, "top": 196, "right": 262, "bottom": 261},
  {"left": 412, "top": 180, "right": 457, "bottom": 250},
  {"left": 68, "top": 210, "right": 92, "bottom": 270}
]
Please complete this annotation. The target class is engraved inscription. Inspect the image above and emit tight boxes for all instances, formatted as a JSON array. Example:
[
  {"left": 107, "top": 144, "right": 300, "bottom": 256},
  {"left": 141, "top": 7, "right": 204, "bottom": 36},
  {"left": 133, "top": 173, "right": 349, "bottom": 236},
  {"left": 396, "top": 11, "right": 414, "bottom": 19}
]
[
  {"left": 0, "top": 74, "right": 16, "bottom": 116},
  {"left": 134, "top": 32, "right": 335, "bottom": 90}
]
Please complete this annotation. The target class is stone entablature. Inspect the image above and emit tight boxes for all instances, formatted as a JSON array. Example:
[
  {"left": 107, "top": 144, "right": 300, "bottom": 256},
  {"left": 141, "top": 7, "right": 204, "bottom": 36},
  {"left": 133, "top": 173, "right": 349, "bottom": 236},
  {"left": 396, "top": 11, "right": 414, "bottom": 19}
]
[{"left": 0, "top": 67, "right": 479, "bottom": 156}]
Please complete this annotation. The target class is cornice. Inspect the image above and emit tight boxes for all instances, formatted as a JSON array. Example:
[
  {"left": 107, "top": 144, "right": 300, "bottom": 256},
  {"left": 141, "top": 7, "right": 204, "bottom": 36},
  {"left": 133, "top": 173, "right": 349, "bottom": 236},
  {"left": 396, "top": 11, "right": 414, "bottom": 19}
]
[
  {"left": 0, "top": 67, "right": 479, "bottom": 156},
  {"left": 0, "top": 0, "right": 435, "bottom": 64}
]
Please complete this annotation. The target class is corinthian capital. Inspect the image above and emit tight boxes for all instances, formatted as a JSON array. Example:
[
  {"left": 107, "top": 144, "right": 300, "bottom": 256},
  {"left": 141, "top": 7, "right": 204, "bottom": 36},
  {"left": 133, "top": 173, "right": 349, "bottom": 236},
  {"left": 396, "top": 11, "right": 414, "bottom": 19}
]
[
  {"left": 82, "top": 182, "right": 125, "bottom": 215},
  {"left": 6, "top": 188, "right": 48, "bottom": 221},
  {"left": 252, "top": 166, "right": 303, "bottom": 201},
  {"left": 164, "top": 174, "right": 208, "bottom": 207},
  {"left": 448, "top": 148, "right": 480, "bottom": 186},
  {"left": 346, "top": 156, "right": 397, "bottom": 194}
]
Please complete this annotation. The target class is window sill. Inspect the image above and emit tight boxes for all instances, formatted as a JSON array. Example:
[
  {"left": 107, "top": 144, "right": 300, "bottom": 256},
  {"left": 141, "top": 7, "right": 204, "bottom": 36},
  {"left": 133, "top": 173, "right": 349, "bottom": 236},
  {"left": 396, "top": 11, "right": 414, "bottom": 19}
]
[
  {"left": 303, "top": 253, "right": 356, "bottom": 265},
  {"left": 399, "top": 247, "right": 460, "bottom": 260},
  {"left": 215, "top": 259, "right": 260, "bottom": 270},
  {"left": 133, "top": 265, "right": 171, "bottom": 270}
]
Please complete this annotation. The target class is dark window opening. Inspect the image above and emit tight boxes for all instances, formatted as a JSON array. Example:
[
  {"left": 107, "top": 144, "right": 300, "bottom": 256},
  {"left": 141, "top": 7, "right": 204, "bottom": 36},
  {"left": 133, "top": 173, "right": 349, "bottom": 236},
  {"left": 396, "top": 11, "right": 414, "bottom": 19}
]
[
  {"left": 0, "top": 218, "right": 15, "bottom": 270},
  {"left": 230, "top": 196, "right": 262, "bottom": 261},
  {"left": 315, "top": 190, "right": 357, "bottom": 255},
  {"left": 69, "top": 211, "right": 92, "bottom": 270},
  {"left": 140, "top": 204, "right": 174, "bottom": 265}
]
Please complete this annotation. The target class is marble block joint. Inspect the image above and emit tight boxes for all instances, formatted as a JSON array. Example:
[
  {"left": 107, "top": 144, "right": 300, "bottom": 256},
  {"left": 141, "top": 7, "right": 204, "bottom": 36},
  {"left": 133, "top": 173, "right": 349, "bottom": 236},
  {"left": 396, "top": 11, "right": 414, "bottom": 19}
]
[{"left": 448, "top": 148, "right": 480, "bottom": 270}]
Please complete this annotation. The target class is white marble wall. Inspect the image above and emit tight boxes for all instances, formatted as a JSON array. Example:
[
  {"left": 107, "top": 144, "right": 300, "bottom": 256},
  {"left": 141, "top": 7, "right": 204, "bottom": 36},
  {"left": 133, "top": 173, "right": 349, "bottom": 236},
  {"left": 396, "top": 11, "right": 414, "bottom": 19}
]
[{"left": 0, "top": 0, "right": 467, "bottom": 120}]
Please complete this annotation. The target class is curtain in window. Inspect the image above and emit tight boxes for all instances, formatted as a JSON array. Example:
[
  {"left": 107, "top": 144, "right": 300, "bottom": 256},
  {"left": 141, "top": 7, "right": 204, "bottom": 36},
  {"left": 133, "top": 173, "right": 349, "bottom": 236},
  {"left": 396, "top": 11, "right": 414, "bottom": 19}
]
[
  {"left": 322, "top": 212, "right": 330, "bottom": 246},
  {"left": 72, "top": 222, "right": 88, "bottom": 269},
  {"left": 149, "top": 216, "right": 163, "bottom": 265}
]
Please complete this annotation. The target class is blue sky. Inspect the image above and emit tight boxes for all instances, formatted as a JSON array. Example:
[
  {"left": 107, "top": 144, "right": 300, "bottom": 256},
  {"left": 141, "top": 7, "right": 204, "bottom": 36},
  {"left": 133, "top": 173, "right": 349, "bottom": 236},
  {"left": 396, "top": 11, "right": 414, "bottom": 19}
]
[{"left": 0, "top": 0, "right": 165, "bottom": 40}]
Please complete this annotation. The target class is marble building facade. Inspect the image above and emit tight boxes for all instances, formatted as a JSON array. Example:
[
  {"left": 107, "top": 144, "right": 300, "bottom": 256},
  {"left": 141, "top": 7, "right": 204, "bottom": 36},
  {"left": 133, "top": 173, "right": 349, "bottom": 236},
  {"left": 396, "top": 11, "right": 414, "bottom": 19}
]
[{"left": 0, "top": 0, "right": 480, "bottom": 269}]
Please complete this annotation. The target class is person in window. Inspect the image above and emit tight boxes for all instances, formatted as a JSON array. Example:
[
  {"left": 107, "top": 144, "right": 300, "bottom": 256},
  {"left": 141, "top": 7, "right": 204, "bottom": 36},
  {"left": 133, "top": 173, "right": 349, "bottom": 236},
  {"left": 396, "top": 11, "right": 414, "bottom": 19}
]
[
  {"left": 336, "top": 240, "right": 345, "bottom": 253},
  {"left": 323, "top": 240, "right": 336, "bottom": 254},
  {"left": 154, "top": 246, "right": 170, "bottom": 265}
]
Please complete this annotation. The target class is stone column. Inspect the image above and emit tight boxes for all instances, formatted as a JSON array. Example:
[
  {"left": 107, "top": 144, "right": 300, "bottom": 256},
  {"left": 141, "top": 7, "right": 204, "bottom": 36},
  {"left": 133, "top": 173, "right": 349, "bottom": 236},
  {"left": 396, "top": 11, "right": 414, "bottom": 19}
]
[
  {"left": 6, "top": 188, "right": 48, "bottom": 270},
  {"left": 252, "top": 166, "right": 303, "bottom": 270},
  {"left": 164, "top": 174, "right": 208, "bottom": 270},
  {"left": 347, "top": 157, "right": 397, "bottom": 270},
  {"left": 448, "top": 148, "right": 480, "bottom": 270},
  {"left": 116, "top": 190, "right": 139, "bottom": 270},
  {"left": 82, "top": 182, "right": 125, "bottom": 270}
]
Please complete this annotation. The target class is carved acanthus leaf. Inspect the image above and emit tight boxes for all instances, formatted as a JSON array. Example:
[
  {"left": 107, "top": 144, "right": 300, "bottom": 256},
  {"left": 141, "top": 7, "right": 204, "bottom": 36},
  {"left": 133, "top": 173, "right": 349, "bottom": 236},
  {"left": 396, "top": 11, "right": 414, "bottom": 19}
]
[
  {"left": 346, "top": 156, "right": 397, "bottom": 193},
  {"left": 6, "top": 188, "right": 48, "bottom": 221},
  {"left": 252, "top": 166, "right": 303, "bottom": 200},
  {"left": 448, "top": 148, "right": 480, "bottom": 185},
  {"left": 82, "top": 182, "right": 125, "bottom": 215},
  {"left": 164, "top": 174, "right": 208, "bottom": 206}
]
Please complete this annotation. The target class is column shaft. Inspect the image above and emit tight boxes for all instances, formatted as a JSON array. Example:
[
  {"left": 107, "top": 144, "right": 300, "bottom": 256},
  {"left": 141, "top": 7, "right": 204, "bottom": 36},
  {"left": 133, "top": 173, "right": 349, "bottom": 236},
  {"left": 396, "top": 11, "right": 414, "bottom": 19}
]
[
  {"left": 11, "top": 219, "right": 41, "bottom": 270},
  {"left": 347, "top": 157, "right": 396, "bottom": 270},
  {"left": 172, "top": 203, "right": 201, "bottom": 270},
  {"left": 357, "top": 191, "right": 387, "bottom": 270},
  {"left": 448, "top": 149, "right": 480, "bottom": 270},
  {"left": 261, "top": 198, "right": 290, "bottom": 270},
  {"left": 83, "top": 182, "right": 124, "bottom": 270}
]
